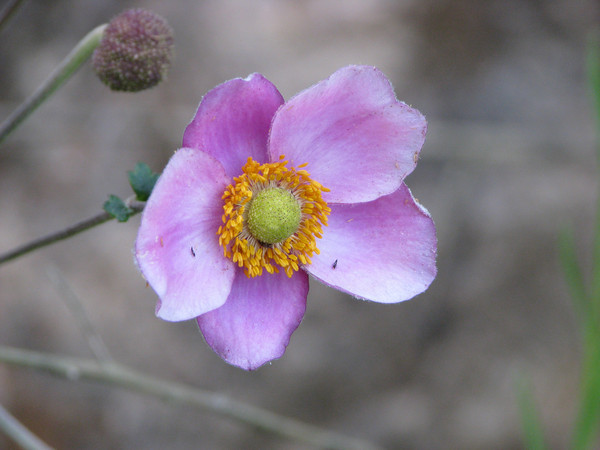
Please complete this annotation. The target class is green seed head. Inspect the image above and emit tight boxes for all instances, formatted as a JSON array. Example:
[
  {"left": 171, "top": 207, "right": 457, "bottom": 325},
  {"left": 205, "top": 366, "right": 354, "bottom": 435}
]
[{"left": 246, "top": 188, "right": 302, "bottom": 245}]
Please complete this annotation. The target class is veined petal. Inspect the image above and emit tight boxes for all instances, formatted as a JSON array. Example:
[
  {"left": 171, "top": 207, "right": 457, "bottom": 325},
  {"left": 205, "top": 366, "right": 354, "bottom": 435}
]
[
  {"left": 183, "top": 73, "right": 284, "bottom": 178},
  {"left": 268, "top": 65, "right": 426, "bottom": 204},
  {"left": 197, "top": 268, "right": 308, "bottom": 370},
  {"left": 304, "top": 184, "right": 437, "bottom": 303},
  {"left": 135, "top": 148, "right": 235, "bottom": 321}
]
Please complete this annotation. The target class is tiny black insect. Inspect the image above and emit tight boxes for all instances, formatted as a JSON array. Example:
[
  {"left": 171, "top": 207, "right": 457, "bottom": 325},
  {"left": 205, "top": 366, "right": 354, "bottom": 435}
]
[
  {"left": 332, "top": 259, "right": 338, "bottom": 269},
  {"left": 191, "top": 247, "right": 196, "bottom": 257}
]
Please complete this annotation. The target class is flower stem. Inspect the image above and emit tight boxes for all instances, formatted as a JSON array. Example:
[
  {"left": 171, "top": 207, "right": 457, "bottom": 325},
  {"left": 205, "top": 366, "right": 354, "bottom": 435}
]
[
  {"left": 46, "top": 266, "right": 113, "bottom": 363},
  {"left": 0, "top": 402, "right": 53, "bottom": 450},
  {"left": 0, "top": 345, "right": 381, "bottom": 450},
  {"left": 570, "top": 35, "right": 600, "bottom": 450},
  {"left": 0, "top": 196, "right": 144, "bottom": 265},
  {"left": 0, "top": 23, "right": 106, "bottom": 147},
  {"left": 0, "top": 0, "right": 26, "bottom": 34}
]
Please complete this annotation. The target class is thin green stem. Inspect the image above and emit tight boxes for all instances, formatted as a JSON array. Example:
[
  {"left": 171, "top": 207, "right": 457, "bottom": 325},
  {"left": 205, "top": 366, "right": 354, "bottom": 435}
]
[
  {"left": 0, "top": 345, "right": 381, "bottom": 450},
  {"left": 0, "top": 0, "right": 26, "bottom": 33},
  {"left": 559, "top": 228, "right": 588, "bottom": 316},
  {"left": 588, "top": 33, "right": 600, "bottom": 310},
  {"left": 0, "top": 402, "right": 53, "bottom": 450},
  {"left": 571, "top": 34, "right": 600, "bottom": 450},
  {"left": 0, "top": 23, "right": 106, "bottom": 147},
  {"left": 572, "top": 325, "right": 600, "bottom": 450},
  {"left": 0, "top": 197, "right": 144, "bottom": 265},
  {"left": 46, "top": 266, "right": 113, "bottom": 363},
  {"left": 516, "top": 376, "right": 546, "bottom": 450}
]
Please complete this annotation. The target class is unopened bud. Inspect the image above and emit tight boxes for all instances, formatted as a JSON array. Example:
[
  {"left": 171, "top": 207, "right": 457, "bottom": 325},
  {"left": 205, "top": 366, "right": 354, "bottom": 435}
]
[{"left": 93, "top": 9, "right": 174, "bottom": 92}]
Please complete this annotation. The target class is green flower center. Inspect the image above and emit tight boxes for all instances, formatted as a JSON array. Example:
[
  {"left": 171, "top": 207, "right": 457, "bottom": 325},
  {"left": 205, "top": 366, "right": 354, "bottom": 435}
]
[{"left": 246, "top": 187, "right": 302, "bottom": 245}]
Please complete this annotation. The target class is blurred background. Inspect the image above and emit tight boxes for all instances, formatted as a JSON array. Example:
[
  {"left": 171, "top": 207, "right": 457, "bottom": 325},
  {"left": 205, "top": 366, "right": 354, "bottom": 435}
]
[{"left": 1, "top": 0, "right": 599, "bottom": 448}]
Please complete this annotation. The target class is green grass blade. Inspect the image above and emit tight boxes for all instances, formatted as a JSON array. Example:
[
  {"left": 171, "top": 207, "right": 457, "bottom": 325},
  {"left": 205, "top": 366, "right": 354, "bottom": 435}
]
[
  {"left": 516, "top": 375, "right": 546, "bottom": 450},
  {"left": 559, "top": 228, "right": 589, "bottom": 317}
]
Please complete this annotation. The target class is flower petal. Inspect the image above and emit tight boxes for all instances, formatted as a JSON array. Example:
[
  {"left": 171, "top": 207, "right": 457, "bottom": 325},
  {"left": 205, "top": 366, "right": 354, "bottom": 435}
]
[
  {"left": 268, "top": 65, "right": 426, "bottom": 204},
  {"left": 197, "top": 268, "right": 308, "bottom": 370},
  {"left": 304, "top": 184, "right": 437, "bottom": 303},
  {"left": 135, "top": 148, "right": 235, "bottom": 321},
  {"left": 182, "top": 73, "right": 284, "bottom": 178}
]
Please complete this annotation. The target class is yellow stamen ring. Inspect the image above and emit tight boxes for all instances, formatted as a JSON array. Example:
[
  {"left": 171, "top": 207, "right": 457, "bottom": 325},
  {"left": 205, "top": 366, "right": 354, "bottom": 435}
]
[{"left": 217, "top": 155, "right": 330, "bottom": 278}]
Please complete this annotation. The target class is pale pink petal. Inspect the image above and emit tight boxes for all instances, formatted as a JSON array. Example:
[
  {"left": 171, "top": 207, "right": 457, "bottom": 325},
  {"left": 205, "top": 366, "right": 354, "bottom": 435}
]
[
  {"left": 268, "top": 65, "right": 426, "bottom": 204},
  {"left": 197, "top": 268, "right": 308, "bottom": 370},
  {"left": 182, "top": 73, "right": 284, "bottom": 178},
  {"left": 304, "top": 184, "right": 437, "bottom": 302},
  {"left": 135, "top": 148, "right": 235, "bottom": 321}
]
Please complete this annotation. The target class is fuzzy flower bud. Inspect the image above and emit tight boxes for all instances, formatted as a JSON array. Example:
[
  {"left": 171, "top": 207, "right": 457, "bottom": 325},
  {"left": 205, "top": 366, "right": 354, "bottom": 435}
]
[{"left": 93, "top": 8, "right": 174, "bottom": 92}]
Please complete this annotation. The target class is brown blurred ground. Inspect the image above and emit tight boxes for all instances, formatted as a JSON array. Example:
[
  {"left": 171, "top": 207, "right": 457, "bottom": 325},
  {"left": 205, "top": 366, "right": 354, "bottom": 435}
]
[{"left": 0, "top": 0, "right": 598, "bottom": 448}]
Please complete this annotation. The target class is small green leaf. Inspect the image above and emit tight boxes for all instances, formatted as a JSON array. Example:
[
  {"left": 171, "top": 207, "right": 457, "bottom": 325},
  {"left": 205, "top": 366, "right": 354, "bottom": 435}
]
[
  {"left": 103, "top": 195, "right": 133, "bottom": 222},
  {"left": 128, "top": 162, "right": 159, "bottom": 201}
]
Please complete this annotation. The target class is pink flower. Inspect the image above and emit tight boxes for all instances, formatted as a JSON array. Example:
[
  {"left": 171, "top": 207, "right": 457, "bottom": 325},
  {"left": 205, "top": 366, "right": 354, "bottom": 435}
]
[{"left": 135, "top": 66, "right": 437, "bottom": 370}]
